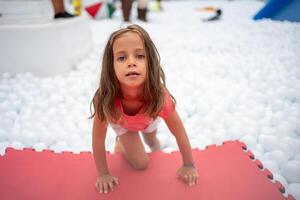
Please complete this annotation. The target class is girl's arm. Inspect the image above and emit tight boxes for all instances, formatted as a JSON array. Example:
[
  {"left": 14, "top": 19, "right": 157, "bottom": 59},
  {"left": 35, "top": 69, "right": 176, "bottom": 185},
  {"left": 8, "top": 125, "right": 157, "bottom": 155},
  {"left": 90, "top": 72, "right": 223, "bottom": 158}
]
[
  {"left": 92, "top": 114, "right": 110, "bottom": 176},
  {"left": 164, "top": 110, "right": 194, "bottom": 166},
  {"left": 92, "top": 115, "right": 119, "bottom": 193},
  {"left": 164, "top": 109, "right": 198, "bottom": 186}
]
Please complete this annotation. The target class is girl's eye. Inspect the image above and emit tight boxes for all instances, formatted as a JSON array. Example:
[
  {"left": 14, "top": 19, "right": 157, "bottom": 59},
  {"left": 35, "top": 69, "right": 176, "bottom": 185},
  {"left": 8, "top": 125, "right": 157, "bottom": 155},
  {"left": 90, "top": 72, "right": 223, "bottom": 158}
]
[
  {"left": 136, "top": 54, "right": 145, "bottom": 59},
  {"left": 117, "top": 56, "right": 125, "bottom": 62}
]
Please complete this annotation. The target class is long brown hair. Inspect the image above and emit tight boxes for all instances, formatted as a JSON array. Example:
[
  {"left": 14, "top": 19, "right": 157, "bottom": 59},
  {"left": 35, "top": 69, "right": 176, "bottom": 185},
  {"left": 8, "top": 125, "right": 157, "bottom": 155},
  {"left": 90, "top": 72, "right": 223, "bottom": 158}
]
[{"left": 90, "top": 24, "right": 174, "bottom": 122}]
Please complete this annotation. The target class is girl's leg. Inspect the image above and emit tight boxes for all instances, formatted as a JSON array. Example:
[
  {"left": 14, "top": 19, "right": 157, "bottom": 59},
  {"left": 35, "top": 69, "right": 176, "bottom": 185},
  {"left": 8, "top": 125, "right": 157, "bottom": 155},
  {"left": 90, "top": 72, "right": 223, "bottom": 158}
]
[
  {"left": 118, "top": 132, "right": 149, "bottom": 170},
  {"left": 114, "top": 136, "right": 122, "bottom": 153},
  {"left": 142, "top": 129, "right": 161, "bottom": 152}
]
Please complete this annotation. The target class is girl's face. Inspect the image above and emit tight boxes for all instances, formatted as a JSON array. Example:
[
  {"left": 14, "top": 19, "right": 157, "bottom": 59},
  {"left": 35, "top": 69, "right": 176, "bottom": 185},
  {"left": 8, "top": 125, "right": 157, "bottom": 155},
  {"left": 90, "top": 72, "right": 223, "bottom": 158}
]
[{"left": 113, "top": 32, "right": 147, "bottom": 90}]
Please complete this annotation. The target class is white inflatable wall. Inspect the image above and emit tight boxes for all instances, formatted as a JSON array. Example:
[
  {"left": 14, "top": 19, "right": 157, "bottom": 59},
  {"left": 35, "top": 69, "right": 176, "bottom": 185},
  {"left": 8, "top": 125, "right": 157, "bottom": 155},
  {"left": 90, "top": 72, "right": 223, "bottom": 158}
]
[{"left": 0, "top": 0, "right": 93, "bottom": 77}]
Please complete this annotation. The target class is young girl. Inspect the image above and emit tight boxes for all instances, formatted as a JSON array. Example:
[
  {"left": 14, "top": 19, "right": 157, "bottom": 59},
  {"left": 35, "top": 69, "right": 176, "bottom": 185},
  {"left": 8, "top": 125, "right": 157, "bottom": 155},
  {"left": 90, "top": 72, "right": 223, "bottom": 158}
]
[{"left": 91, "top": 24, "right": 198, "bottom": 194}]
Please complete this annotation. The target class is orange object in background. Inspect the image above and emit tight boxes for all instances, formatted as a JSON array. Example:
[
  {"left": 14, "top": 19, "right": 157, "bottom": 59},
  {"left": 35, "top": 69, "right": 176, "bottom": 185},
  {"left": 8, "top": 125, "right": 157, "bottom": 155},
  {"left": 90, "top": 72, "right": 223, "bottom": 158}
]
[
  {"left": 0, "top": 141, "right": 295, "bottom": 200},
  {"left": 197, "top": 6, "right": 217, "bottom": 12},
  {"left": 196, "top": 6, "right": 222, "bottom": 21}
]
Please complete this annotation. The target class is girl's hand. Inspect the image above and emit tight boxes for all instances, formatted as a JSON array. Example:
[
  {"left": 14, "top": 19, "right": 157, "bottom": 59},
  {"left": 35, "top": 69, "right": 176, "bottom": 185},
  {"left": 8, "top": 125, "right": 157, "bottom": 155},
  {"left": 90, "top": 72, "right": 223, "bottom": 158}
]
[
  {"left": 177, "top": 165, "right": 198, "bottom": 186},
  {"left": 95, "top": 174, "right": 119, "bottom": 194}
]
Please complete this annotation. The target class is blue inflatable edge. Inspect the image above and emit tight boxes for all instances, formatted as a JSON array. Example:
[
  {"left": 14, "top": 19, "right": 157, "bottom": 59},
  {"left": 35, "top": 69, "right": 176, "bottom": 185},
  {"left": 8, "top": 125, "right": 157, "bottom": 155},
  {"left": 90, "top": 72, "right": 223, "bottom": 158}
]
[{"left": 253, "top": 0, "right": 291, "bottom": 20}]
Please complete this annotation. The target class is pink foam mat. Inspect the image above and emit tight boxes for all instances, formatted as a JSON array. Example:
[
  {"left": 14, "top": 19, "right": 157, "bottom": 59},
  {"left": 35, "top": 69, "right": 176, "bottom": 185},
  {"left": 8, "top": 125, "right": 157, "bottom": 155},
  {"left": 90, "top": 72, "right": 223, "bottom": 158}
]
[{"left": 0, "top": 140, "right": 295, "bottom": 200}]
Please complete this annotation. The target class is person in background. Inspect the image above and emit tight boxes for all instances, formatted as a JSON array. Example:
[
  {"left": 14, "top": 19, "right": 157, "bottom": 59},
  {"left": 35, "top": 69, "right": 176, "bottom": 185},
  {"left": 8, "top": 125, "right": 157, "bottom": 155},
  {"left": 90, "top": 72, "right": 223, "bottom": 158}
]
[
  {"left": 91, "top": 24, "right": 198, "bottom": 194},
  {"left": 121, "top": 0, "right": 132, "bottom": 22},
  {"left": 51, "top": 0, "right": 75, "bottom": 19},
  {"left": 137, "top": 0, "right": 148, "bottom": 22},
  {"left": 121, "top": 0, "right": 148, "bottom": 22}
]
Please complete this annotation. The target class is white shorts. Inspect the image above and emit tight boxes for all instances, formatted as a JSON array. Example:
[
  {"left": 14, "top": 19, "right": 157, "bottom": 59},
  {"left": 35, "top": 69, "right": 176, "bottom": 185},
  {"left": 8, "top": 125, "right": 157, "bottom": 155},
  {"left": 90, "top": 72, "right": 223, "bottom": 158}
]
[{"left": 110, "top": 118, "right": 161, "bottom": 136}]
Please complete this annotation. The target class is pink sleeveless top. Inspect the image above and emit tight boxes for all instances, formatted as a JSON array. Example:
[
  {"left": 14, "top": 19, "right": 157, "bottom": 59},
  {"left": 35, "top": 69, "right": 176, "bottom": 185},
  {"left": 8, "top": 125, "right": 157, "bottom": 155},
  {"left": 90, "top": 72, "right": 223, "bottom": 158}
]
[{"left": 114, "top": 91, "right": 174, "bottom": 132}]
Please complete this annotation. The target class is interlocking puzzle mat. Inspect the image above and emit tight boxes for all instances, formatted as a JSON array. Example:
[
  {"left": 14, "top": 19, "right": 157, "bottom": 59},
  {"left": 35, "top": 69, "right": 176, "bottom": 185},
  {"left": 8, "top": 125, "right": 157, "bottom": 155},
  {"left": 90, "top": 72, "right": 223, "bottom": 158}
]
[{"left": 0, "top": 140, "right": 295, "bottom": 200}]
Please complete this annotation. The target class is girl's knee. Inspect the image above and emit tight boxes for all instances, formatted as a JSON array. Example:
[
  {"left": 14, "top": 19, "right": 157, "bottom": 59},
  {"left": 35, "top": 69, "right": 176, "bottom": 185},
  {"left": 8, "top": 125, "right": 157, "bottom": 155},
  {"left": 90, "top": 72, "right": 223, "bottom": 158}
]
[{"left": 131, "top": 156, "right": 149, "bottom": 170}]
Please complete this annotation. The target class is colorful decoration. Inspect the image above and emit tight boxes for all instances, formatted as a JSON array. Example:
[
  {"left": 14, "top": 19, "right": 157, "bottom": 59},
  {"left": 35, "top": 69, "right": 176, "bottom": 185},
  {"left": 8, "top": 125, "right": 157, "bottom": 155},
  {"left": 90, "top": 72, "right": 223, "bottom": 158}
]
[{"left": 84, "top": 0, "right": 116, "bottom": 19}]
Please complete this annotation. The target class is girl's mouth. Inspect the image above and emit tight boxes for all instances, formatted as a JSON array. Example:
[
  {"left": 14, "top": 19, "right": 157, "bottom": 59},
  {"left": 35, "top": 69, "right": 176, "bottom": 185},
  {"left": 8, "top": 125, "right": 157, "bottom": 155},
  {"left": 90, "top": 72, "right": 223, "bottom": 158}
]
[{"left": 126, "top": 72, "right": 140, "bottom": 76}]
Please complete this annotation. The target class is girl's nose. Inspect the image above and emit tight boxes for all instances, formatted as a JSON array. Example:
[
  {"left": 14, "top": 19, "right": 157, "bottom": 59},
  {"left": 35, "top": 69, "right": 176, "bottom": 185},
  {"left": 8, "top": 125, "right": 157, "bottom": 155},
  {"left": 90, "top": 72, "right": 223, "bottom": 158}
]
[{"left": 127, "top": 56, "right": 136, "bottom": 67}]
